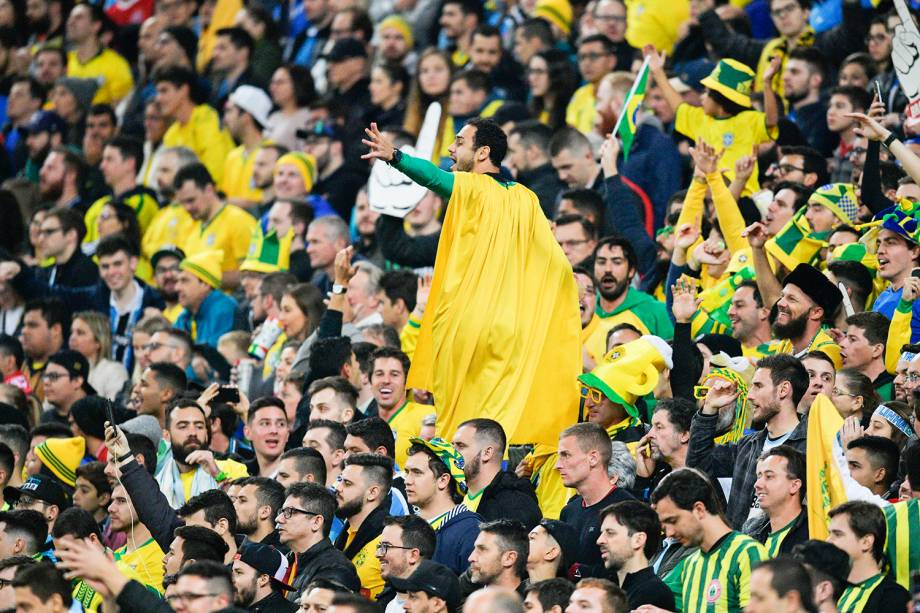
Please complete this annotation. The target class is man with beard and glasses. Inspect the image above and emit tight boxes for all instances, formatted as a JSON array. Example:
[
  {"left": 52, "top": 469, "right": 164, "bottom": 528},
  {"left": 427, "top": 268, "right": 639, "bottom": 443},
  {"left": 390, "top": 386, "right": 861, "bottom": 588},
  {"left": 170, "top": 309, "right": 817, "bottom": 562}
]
[
  {"left": 157, "top": 399, "right": 249, "bottom": 509},
  {"left": 231, "top": 541, "right": 298, "bottom": 612},
  {"left": 150, "top": 247, "right": 184, "bottom": 322},
  {"left": 376, "top": 515, "right": 438, "bottom": 612},
  {"left": 685, "top": 354, "right": 809, "bottom": 530},
  {"left": 584, "top": 237, "right": 673, "bottom": 362},
  {"left": 766, "top": 264, "right": 843, "bottom": 369},
  {"left": 333, "top": 453, "right": 394, "bottom": 599},
  {"left": 596, "top": 501, "right": 674, "bottom": 610}
]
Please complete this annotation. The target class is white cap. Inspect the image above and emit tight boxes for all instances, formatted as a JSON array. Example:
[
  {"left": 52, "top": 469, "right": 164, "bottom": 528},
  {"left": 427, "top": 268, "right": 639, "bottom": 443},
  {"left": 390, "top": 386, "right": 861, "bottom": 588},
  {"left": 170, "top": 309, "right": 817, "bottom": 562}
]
[{"left": 229, "top": 85, "right": 273, "bottom": 128}]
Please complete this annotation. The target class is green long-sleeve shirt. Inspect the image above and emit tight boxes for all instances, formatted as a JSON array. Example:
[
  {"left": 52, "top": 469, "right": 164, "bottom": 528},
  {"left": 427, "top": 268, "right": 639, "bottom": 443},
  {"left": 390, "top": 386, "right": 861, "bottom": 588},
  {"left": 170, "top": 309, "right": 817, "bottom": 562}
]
[{"left": 393, "top": 153, "right": 455, "bottom": 200}]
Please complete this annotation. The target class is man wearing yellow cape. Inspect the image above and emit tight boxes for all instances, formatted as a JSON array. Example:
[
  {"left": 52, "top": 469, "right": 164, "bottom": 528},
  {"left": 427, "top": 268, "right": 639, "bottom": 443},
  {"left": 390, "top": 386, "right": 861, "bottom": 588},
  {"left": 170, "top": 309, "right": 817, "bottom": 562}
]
[{"left": 362, "top": 120, "right": 582, "bottom": 445}]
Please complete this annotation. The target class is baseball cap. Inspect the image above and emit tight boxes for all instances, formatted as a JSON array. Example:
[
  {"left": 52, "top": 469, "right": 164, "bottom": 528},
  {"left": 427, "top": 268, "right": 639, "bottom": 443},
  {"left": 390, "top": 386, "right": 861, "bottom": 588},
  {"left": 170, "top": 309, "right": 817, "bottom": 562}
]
[
  {"left": 4, "top": 475, "right": 71, "bottom": 510},
  {"left": 538, "top": 520, "right": 578, "bottom": 576},
  {"left": 296, "top": 119, "right": 342, "bottom": 142},
  {"left": 326, "top": 37, "right": 367, "bottom": 63},
  {"left": 389, "top": 560, "right": 460, "bottom": 610},
  {"left": 151, "top": 246, "right": 186, "bottom": 271},
  {"left": 234, "top": 542, "right": 295, "bottom": 590},
  {"left": 23, "top": 110, "right": 66, "bottom": 135},
  {"left": 229, "top": 85, "right": 273, "bottom": 128},
  {"left": 46, "top": 350, "right": 95, "bottom": 395}
]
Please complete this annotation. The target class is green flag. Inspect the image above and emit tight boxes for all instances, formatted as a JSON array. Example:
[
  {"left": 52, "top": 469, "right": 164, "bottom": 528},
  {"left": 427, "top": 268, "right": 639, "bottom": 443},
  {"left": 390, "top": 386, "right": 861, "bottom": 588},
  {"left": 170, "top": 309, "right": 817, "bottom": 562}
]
[{"left": 614, "top": 57, "right": 650, "bottom": 161}]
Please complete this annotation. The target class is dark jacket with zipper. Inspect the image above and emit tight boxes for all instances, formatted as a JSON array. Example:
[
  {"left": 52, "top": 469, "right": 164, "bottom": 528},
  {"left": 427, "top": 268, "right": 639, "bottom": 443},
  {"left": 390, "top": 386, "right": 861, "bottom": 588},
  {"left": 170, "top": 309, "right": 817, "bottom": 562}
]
[
  {"left": 686, "top": 412, "right": 808, "bottom": 529},
  {"left": 250, "top": 590, "right": 298, "bottom": 612},
  {"left": 287, "top": 538, "right": 361, "bottom": 602},
  {"left": 476, "top": 470, "right": 542, "bottom": 530},
  {"left": 334, "top": 499, "right": 389, "bottom": 560}
]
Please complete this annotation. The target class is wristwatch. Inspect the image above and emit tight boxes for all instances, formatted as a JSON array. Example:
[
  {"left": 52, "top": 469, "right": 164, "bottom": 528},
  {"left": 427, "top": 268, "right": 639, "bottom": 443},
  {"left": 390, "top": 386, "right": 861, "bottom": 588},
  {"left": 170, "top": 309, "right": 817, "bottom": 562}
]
[
  {"left": 332, "top": 283, "right": 346, "bottom": 295},
  {"left": 883, "top": 132, "right": 898, "bottom": 149},
  {"left": 388, "top": 148, "right": 403, "bottom": 165}
]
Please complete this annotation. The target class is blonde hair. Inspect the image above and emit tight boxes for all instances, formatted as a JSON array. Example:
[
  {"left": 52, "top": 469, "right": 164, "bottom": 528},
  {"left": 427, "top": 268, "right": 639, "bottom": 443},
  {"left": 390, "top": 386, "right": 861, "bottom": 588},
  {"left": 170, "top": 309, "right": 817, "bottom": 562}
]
[
  {"left": 598, "top": 71, "right": 636, "bottom": 100},
  {"left": 74, "top": 311, "right": 112, "bottom": 362}
]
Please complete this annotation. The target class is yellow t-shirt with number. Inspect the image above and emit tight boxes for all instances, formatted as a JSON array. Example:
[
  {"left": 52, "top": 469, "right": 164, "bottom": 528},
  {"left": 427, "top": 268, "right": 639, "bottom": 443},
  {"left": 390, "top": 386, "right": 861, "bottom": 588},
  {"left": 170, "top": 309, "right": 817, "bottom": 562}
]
[{"left": 674, "top": 103, "right": 777, "bottom": 196}]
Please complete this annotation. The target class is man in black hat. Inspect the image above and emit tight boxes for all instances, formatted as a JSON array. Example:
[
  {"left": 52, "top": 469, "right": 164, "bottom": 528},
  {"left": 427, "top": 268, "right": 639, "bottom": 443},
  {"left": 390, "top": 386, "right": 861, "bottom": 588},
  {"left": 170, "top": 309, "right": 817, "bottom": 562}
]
[
  {"left": 325, "top": 37, "right": 373, "bottom": 164},
  {"left": 392, "top": 560, "right": 461, "bottom": 613},
  {"left": 299, "top": 120, "right": 369, "bottom": 219},
  {"left": 231, "top": 542, "right": 298, "bottom": 612},
  {"left": 39, "top": 350, "right": 95, "bottom": 425},
  {"left": 768, "top": 263, "right": 843, "bottom": 368},
  {"left": 4, "top": 474, "right": 71, "bottom": 534},
  {"left": 21, "top": 110, "right": 66, "bottom": 183},
  {"left": 526, "top": 520, "right": 578, "bottom": 582}
]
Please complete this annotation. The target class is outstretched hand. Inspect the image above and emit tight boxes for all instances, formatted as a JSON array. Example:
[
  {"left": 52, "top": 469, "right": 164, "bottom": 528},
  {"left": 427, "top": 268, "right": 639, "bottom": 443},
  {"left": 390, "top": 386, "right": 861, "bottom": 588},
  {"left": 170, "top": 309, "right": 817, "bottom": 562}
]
[{"left": 362, "top": 123, "right": 398, "bottom": 163}]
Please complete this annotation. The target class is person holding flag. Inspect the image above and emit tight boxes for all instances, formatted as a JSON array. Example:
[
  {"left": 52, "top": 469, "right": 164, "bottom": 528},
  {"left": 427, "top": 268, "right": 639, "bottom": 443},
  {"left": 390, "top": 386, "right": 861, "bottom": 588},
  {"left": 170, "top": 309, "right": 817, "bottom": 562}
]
[{"left": 361, "top": 119, "right": 581, "bottom": 448}]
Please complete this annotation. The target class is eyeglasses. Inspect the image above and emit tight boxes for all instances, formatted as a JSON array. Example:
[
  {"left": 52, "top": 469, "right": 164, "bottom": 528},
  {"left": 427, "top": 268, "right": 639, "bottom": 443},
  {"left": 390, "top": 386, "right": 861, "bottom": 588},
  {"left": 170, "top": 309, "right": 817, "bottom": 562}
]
[
  {"left": 277, "top": 506, "right": 320, "bottom": 520},
  {"left": 376, "top": 542, "right": 416, "bottom": 554},
  {"left": 37, "top": 227, "right": 63, "bottom": 237},
  {"left": 593, "top": 13, "right": 626, "bottom": 22},
  {"left": 579, "top": 386, "right": 603, "bottom": 403},
  {"left": 166, "top": 593, "right": 223, "bottom": 605},
  {"left": 775, "top": 164, "right": 805, "bottom": 175},
  {"left": 13, "top": 495, "right": 45, "bottom": 509},
  {"left": 577, "top": 52, "right": 609, "bottom": 62},
  {"left": 693, "top": 385, "right": 710, "bottom": 400},
  {"left": 42, "top": 372, "right": 71, "bottom": 382},
  {"left": 770, "top": 4, "right": 799, "bottom": 18},
  {"left": 155, "top": 264, "right": 180, "bottom": 275}
]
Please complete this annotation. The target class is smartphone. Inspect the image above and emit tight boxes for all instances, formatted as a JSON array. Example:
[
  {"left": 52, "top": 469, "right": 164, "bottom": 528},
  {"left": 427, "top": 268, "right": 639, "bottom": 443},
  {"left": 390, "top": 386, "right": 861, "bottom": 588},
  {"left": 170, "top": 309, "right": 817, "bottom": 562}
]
[
  {"left": 875, "top": 80, "right": 883, "bottom": 101},
  {"left": 911, "top": 268, "right": 920, "bottom": 279},
  {"left": 104, "top": 399, "right": 117, "bottom": 432},
  {"left": 214, "top": 386, "right": 240, "bottom": 404}
]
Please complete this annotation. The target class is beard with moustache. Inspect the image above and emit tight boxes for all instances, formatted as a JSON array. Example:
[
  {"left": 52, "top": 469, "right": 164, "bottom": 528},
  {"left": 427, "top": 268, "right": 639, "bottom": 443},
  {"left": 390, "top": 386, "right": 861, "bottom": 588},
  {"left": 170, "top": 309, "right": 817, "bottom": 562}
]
[
  {"left": 598, "top": 273, "right": 630, "bottom": 304},
  {"left": 172, "top": 434, "right": 207, "bottom": 465},
  {"left": 463, "top": 452, "right": 481, "bottom": 483},
  {"left": 771, "top": 308, "right": 809, "bottom": 340},
  {"left": 336, "top": 495, "right": 364, "bottom": 519},
  {"left": 750, "top": 400, "right": 781, "bottom": 430},
  {"left": 234, "top": 575, "right": 258, "bottom": 607}
]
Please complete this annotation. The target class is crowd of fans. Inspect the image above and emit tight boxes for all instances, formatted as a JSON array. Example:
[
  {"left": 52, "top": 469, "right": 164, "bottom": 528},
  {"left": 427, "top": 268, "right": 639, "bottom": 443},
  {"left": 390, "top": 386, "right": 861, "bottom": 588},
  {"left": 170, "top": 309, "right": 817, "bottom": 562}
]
[{"left": 0, "top": 0, "right": 915, "bottom": 611}]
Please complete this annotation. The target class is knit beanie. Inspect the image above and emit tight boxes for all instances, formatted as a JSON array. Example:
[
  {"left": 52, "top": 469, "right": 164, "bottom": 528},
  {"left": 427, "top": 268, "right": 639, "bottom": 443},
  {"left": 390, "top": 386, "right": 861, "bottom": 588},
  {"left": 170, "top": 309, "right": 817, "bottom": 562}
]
[
  {"left": 56, "top": 77, "right": 99, "bottom": 110},
  {"left": 35, "top": 437, "right": 85, "bottom": 488}
]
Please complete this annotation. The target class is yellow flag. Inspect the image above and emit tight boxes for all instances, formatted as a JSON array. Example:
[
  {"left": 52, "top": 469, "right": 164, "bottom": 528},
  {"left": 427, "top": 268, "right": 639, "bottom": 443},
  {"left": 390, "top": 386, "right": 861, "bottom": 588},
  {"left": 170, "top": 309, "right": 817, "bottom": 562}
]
[
  {"left": 806, "top": 394, "right": 848, "bottom": 539},
  {"left": 407, "top": 173, "right": 582, "bottom": 445}
]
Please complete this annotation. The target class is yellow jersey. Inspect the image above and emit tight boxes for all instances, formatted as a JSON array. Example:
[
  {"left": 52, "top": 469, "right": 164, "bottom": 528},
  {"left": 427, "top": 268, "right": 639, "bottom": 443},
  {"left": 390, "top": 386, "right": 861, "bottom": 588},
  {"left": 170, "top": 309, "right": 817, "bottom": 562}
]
[
  {"left": 346, "top": 533, "right": 384, "bottom": 600},
  {"left": 386, "top": 400, "right": 435, "bottom": 470},
  {"left": 162, "top": 105, "right": 234, "bottom": 184},
  {"left": 141, "top": 202, "right": 195, "bottom": 261},
  {"left": 67, "top": 48, "right": 134, "bottom": 104},
  {"left": 179, "top": 458, "right": 248, "bottom": 501},
  {"left": 112, "top": 538, "right": 165, "bottom": 595},
  {"left": 566, "top": 83, "right": 596, "bottom": 135},
  {"left": 83, "top": 187, "right": 160, "bottom": 249},
  {"left": 183, "top": 204, "right": 258, "bottom": 275},
  {"left": 674, "top": 104, "right": 777, "bottom": 196},
  {"left": 766, "top": 328, "right": 842, "bottom": 369},
  {"left": 220, "top": 144, "right": 264, "bottom": 204}
]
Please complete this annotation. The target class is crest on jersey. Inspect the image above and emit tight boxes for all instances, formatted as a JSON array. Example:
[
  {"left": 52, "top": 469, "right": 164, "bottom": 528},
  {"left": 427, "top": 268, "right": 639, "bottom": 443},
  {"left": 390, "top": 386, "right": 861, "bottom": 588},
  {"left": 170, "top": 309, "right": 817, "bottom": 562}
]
[{"left": 706, "top": 579, "right": 722, "bottom": 603}]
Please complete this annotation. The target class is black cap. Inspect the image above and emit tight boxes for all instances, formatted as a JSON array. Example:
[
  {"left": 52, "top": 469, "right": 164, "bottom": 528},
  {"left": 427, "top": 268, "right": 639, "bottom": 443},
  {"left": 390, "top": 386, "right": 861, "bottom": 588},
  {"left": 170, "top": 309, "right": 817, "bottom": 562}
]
[
  {"left": 235, "top": 542, "right": 295, "bottom": 590},
  {"left": 4, "top": 475, "right": 71, "bottom": 510},
  {"left": 70, "top": 396, "right": 130, "bottom": 440},
  {"left": 151, "top": 245, "right": 185, "bottom": 270},
  {"left": 539, "top": 520, "right": 579, "bottom": 576},
  {"left": 326, "top": 37, "right": 367, "bottom": 62},
  {"left": 296, "top": 119, "right": 343, "bottom": 142},
  {"left": 783, "top": 263, "right": 843, "bottom": 317},
  {"left": 47, "top": 350, "right": 95, "bottom": 395},
  {"left": 389, "top": 560, "right": 460, "bottom": 609}
]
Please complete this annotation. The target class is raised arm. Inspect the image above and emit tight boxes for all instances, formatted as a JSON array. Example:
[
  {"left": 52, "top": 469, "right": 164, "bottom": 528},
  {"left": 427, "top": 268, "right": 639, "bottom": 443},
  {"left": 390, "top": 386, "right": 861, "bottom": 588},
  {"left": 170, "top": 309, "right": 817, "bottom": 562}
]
[
  {"left": 645, "top": 46, "right": 683, "bottom": 116},
  {"left": 847, "top": 111, "right": 920, "bottom": 187},
  {"left": 362, "top": 122, "right": 455, "bottom": 200}
]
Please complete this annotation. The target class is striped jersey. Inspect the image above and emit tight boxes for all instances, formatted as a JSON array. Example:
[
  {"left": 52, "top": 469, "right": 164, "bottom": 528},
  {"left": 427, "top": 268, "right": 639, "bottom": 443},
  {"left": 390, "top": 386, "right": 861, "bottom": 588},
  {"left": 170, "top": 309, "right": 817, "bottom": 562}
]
[
  {"left": 883, "top": 498, "right": 920, "bottom": 589},
  {"left": 764, "top": 517, "right": 797, "bottom": 558},
  {"left": 838, "top": 574, "right": 886, "bottom": 613},
  {"left": 679, "top": 531, "right": 767, "bottom": 613}
]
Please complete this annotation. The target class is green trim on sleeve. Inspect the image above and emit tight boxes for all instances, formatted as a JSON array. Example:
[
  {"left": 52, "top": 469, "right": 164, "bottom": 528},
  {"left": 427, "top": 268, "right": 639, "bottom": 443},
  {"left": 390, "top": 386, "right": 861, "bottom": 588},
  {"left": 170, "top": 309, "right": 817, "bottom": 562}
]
[
  {"left": 897, "top": 298, "right": 914, "bottom": 314},
  {"left": 393, "top": 153, "right": 455, "bottom": 200}
]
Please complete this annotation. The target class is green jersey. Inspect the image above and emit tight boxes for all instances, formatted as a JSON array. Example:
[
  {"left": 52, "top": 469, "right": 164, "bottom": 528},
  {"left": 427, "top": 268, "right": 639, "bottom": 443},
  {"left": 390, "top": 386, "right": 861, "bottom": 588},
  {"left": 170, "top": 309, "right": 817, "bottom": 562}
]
[
  {"left": 680, "top": 531, "right": 767, "bottom": 613},
  {"left": 883, "top": 498, "right": 920, "bottom": 590}
]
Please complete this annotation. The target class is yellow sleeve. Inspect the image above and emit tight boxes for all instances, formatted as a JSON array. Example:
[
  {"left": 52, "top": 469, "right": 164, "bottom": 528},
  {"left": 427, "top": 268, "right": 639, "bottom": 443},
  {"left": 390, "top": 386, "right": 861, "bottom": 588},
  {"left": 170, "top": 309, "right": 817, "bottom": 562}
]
[
  {"left": 674, "top": 103, "right": 704, "bottom": 141},
  {"left": 100, "top": 52, "right": 134, "bottom": 104},
  {"left": 747, "top": 110, "right": 779, "bottom": 143},
  {"left": 199, "top": 123, "right": 234, "bottom": 185},
  {"left": 886, "top": 299, "right": 914, "bottom": 375},
  {"left": 675, "top": 177, "right": 707, "bottom": 229},
  {"left": 399, "top": 315, "right": 422, "bottom": 361},
  {"left": 706, "top": 171, "right": 750, "bottom": 254},
  {"left": 82, "top": 196, "right": 109, "bottom": 246}
]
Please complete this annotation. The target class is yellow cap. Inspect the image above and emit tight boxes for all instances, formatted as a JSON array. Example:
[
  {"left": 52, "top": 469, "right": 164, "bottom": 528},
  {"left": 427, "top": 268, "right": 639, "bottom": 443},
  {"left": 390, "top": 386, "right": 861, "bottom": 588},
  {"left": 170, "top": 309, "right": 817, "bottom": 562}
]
[
  {"left": 181, "top": 250, "right": 224, "bottom": 289},
  {"left": 577, "top": 336, "right": 671, "bottom": 418},
  {"left": 533, "top": 0, "right": 572, "bottom": 36},
  {"left": 35, "top": 436, "right": 85, "bottom": 488},
  {"left": 379, "top": 15, "right": 414, "bottom": 48},
  {"left": 274, "top": 152, "right": 317, "bottom": 194}
]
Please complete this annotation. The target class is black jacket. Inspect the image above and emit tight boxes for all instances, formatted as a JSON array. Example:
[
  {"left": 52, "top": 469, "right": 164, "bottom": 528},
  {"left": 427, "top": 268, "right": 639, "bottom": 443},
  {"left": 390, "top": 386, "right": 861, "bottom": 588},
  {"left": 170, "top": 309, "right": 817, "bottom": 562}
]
[
  {"left": 119, "top": 458, "right": 183, "bottom": 553},
  {"left": 516, "top": 163, "right": 565, "bottom": 219},
  {"left": 116, "top": 580, "right": 174, "bottom": 612},
  {"left": 561, "top": 487, "right": 635, "bottom": 573},
  {"left": 313, "top": 163, "right": 370, "bottom": 220},
  {"left": 686, "top": 412, "right": 808, "bottom": 530},
  {"left": 287, "top": 539, "right": 361, "bottom": 603},
  {"left": 250, "top": 591, "right": 298, "bottom": 612},
  {"left": 334, "top": 500, "right": 389, "bottom": 560},
  {"left": 36, "top": 249, "right": 98, "bottom": 288},
  {"left": 747, "top": 510, "right": 810, "bottom": 556},
  {"left": 476, "top": 470, "right": 542, "bottom": 530},
  {"left": 376, "top": 214, "right": 440, "bottom": 269}
]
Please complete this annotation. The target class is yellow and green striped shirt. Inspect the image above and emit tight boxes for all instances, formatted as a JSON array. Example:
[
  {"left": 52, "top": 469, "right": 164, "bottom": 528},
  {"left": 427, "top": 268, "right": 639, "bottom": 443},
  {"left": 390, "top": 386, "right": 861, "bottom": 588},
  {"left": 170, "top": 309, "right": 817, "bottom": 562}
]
[
  {"left": 763, "top": 515, "right": 798, "bottom": 558},
  {"left": 837, "top": 573, "right": 886, "bottom": 613},
  {"left": 883, "top": 499, "right": 920, "bottom": 590},
  {"left": 680, "top": 531, "right": 767, "bottom": 613}
]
